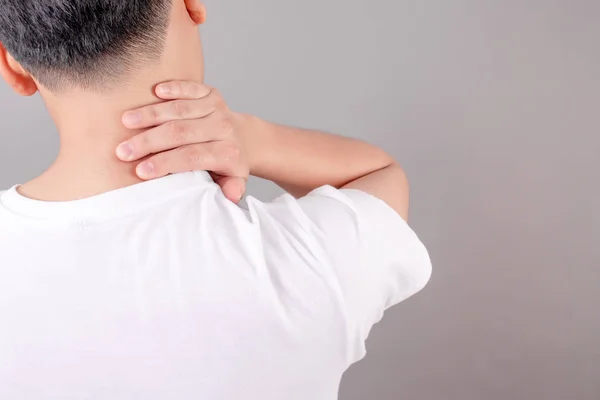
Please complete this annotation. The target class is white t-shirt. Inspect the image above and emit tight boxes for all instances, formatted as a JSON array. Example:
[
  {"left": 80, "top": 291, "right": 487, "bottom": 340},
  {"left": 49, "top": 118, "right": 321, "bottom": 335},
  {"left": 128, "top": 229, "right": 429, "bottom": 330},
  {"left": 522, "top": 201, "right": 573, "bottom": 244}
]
[{"left": 0, "top": 171, "right": 431, "bottom": 400}]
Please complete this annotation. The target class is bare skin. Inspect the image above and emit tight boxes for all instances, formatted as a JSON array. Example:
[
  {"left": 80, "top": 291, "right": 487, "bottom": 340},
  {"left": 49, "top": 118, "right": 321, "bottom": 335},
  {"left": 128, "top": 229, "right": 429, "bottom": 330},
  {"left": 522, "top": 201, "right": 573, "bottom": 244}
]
[
  {"left": 0, "top": 0, "right": 409, "bottom": 220},
  {"left": 119, "top": 80, "right": 409, "bottom": 220},
  {"left": 0, "top": 0, "right": 208, "bottom": 201}
]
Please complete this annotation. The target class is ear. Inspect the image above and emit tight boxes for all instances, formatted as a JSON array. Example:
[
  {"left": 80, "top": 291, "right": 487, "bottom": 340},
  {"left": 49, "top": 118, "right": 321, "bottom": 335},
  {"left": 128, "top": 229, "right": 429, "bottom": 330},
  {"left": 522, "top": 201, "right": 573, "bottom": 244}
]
[
  {"left": 0, "top": 43, "right": 38, "bottom": 96},
  {"left": 184, "top": 0, "right": 207, "bottom": 25}
]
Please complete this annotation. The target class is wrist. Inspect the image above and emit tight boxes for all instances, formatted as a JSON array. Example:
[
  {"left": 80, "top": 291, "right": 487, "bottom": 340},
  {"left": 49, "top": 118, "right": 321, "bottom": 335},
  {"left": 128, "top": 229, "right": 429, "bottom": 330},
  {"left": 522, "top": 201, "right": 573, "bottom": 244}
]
[{"left": 238, "top": 113, "right": 272, "bottom": 176}]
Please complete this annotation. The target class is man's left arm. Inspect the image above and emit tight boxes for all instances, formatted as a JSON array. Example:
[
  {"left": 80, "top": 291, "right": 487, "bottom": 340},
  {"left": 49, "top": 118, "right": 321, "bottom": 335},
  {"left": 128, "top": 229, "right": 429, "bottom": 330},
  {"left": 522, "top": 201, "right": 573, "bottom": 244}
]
[{"left": 117, "top": 80, "right": 397, "bottom": 202}]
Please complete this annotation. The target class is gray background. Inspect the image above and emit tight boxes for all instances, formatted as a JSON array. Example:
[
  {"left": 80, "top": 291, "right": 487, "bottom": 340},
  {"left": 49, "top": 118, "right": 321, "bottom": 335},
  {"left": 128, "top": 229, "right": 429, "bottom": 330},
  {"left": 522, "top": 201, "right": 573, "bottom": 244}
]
[{"left": 1, "top": 1, "right": 599, "bottom": 399}]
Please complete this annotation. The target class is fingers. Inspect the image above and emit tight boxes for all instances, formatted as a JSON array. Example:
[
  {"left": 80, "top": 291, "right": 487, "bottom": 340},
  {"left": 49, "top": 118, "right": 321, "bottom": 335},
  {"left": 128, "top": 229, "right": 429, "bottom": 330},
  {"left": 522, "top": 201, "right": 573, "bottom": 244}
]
[
  {"left": 122, "top": 99, "right": 216, "bottom": 130},
  {"left": 156, "top": 81, "right": 212, "bottom": 100},
  {"left": 117, "top": 114, "right": 228, "bottom": 162},
  {"left": 122, "top": 82, "right": 214, "bottom": 129},
  {"left": 135, "top": 141, "right": 246, "bottom": 182},
  {"left": 211, "top": 174, "right": 247, "bottom": 204},
  {"left": 118, "top": 80, "right": 248, "bottom": 204}
]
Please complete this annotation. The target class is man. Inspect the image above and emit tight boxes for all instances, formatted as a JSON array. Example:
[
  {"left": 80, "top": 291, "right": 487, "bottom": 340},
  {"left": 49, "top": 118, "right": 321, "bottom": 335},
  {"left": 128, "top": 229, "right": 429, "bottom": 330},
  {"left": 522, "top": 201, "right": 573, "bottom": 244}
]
[{"left": 0, "top": 1, "right": 431, "bottom": 399}]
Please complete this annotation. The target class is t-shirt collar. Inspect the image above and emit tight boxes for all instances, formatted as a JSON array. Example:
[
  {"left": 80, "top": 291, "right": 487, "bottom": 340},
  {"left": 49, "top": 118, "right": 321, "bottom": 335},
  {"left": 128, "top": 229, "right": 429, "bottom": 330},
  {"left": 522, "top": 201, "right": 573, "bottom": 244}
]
[{"left": 0, "top": 171, "right": 213, "bottom": 223}]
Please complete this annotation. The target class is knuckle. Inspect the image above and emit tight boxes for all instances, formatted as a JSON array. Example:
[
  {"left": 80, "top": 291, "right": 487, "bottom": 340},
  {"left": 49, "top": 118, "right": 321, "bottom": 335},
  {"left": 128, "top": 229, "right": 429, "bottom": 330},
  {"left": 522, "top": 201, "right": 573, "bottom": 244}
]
[
  {"left": 180, "top": 146, "right": 203, "bottom": 165},
  {"left": 138, "top": 132, "right": 152, "bottom": 149},
  {"left": 147, "top": 106, "right": 159, "bottom": 122},
  {"left": 222, "top": 142, "right": 241, "bottom": 163},
  {"left": 166, "top": 121, "right": 188, "bottom": 143},
  {"left": 170, "top": 100, "right": 189, "bottom": 118},
  {"left": 219, "top": 117, "right": 234, "bottom": 136}
]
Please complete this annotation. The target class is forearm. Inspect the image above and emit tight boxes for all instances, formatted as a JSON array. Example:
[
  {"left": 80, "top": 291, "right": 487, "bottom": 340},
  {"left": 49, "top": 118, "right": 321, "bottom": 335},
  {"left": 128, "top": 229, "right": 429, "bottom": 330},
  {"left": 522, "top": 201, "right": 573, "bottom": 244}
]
[{"left": 244, "top": 115, "right": 396, "bottom": 197}]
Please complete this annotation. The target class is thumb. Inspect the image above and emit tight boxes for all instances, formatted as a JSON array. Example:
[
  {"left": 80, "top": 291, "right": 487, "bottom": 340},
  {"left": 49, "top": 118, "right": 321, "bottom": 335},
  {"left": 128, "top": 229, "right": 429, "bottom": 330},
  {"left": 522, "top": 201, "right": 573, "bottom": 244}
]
[{"left": 211, "top": 174, "right": 247, "bottom": 204}]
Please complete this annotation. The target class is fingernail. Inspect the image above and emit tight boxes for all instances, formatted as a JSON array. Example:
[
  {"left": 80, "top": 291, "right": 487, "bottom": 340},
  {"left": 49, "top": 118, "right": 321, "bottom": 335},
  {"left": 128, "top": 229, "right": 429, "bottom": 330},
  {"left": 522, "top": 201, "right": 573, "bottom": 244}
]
[
  {"left": 137, "top": 162, "right": 155, "bottom": 178},
  {"left": 123, "top": 111, "right": 142, "bottom": 126},
  {"left": 116, "top": 142, "right": 134, "bottom": 161},
  {"left": 157, "top": 85, "right": 171, "bottom": 96}
]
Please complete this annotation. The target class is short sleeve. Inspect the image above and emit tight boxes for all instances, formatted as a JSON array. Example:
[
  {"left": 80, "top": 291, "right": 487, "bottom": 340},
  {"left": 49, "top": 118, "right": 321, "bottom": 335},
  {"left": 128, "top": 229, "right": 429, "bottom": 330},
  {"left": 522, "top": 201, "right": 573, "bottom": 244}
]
[{"left": 295, "top": 186, "right": 432, "bottom": 363}]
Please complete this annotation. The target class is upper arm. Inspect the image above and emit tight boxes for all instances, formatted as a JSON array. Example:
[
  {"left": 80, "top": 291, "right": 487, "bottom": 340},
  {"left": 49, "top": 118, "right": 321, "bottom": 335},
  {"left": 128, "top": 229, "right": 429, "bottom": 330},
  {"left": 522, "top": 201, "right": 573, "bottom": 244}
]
[{"left": 249, "top": 185, "right": 431, "bottom": 364}]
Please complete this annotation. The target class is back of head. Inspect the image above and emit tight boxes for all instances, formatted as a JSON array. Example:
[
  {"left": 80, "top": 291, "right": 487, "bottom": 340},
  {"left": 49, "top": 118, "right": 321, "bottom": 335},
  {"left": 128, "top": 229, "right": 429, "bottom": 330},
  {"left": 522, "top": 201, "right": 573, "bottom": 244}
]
[{"left": 0, "top": 0, "right": 173, "bottom": 92}]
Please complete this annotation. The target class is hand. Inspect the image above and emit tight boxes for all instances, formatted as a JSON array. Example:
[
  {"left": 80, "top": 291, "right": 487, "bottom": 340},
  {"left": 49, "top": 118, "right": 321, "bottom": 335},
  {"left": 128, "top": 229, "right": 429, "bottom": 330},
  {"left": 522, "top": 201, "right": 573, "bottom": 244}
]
[{"left": 117, "top": 81, "right": 249, "bottom": 203}]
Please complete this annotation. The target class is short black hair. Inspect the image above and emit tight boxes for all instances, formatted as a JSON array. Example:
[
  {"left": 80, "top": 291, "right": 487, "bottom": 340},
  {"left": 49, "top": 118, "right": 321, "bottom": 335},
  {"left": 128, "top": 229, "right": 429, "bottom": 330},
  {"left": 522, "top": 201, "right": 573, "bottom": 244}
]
[{"left": 0, "top": 0, "right": 172, "bottom": 91}]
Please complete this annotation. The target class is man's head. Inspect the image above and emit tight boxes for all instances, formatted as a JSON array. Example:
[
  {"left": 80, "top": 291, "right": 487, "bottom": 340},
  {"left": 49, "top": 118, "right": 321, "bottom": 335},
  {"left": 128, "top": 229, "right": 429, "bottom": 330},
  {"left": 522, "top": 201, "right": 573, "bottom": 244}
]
[{"left": 0, "top": 0, "right": 206, "bottom": 95}]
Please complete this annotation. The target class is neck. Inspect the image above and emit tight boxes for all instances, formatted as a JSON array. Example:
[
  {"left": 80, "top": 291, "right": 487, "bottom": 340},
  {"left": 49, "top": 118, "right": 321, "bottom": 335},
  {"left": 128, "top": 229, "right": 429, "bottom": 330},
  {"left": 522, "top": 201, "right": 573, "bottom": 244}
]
[
  {"left": 17, "top": 1, "right": 205, "bottom": 202},
  {"left": 19, "top": 85, "right": 161, "bottom": 201}
]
